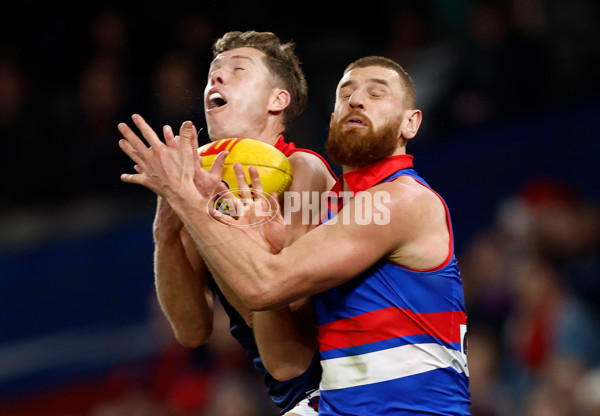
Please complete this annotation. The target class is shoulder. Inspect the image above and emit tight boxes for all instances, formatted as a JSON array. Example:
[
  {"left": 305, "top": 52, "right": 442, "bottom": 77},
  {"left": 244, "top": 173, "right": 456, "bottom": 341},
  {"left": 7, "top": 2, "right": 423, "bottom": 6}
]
[
  {"left": 288, "top": 150, "right": 331, "bottom": 172},
  {"left": 288, "top": 151, "right": 336, "bottom": 193},
  {"left": 368, "top": 176, "right": 450, "bottom": 268},
  {"left": 371, "top": 176, "right": 445, "bottom": 224}
]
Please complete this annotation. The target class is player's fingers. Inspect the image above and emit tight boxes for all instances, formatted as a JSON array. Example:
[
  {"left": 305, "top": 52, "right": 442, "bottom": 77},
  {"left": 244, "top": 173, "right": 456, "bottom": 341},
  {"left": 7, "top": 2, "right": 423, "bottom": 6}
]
[
  {"left": 190, "top": 124, "right": 199, "bottom": 149},
  {"left": 208, "top": 206, "right": 238, "bottom": 225},
  {"left": 163, "top": 125, "right": 176, "bottom": 147},
  {"left": 118, "top": 136, "right": 145, "bottom": 166},
  {"left": 211, "top": 187, "right": 244, "bottom": 219},
  {"left": 233, "top": 163, "right": 252, "bottom": 203},
  {"left": 248, "top": 166, "right": 264, "bottom": 196},
  {"left": 120, "top": 172, "right": 144, "bottom": 185},
  {"left": 221, "top": 191, "right": 245, "bottom": 216},
  {"left": 131, "top": 114, "right": 163, "bottom": 149},
  {"left": 208, "top": 151, "right": 229, "bottom": 177},
  {"left": 179, "top": 120, "right": 198, "bottom": 149},
  {"left": 193, "top": 152, "right": 205, "bottom": 185},
  {"left": 118, "top": 122, "right": 150, "bottom": 158}
]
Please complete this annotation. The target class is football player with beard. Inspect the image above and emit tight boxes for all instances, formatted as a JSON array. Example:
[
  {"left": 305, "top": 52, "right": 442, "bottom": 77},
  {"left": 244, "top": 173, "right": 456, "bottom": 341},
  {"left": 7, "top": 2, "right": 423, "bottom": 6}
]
[{"left": 119, "top": 55, "right": 471, "bottom": 416}]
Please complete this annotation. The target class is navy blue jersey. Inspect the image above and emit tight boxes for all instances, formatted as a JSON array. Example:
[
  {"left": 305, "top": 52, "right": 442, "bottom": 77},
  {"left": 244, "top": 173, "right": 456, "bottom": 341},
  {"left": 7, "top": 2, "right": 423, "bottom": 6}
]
[{"left": 208, "top": 276, "right": 321, "bottom": 413}]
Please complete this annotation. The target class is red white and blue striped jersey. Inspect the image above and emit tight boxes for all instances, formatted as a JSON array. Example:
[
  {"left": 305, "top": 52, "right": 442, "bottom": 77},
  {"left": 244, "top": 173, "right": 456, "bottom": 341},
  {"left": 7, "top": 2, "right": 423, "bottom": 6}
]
[{"left": 314, "top": 155, "right": 471, "bottom": 415}]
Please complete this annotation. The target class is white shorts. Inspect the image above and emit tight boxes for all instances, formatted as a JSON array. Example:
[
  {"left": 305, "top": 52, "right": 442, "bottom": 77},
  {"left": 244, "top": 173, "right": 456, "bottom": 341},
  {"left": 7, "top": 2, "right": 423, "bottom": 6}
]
[{"left": 282, "top": 390, "right": 320, "bottom": 416}]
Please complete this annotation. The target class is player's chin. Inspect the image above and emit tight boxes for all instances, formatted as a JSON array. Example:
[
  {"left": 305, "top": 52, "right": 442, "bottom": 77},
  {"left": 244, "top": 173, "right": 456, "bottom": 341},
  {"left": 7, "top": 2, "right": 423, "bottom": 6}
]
[
  {"left": 206, "top": 125, "right": 233, "bottom": 142},
  {"left": 205, "top": 107, "right": 228, "bottom": 126}
]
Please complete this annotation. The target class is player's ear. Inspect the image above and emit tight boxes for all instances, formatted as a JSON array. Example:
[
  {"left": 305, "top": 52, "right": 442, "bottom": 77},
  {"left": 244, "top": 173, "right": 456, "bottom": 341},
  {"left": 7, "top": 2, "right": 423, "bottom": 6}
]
[
  {"left": 401, "top": 109, "right": 422, "bottom": 139},
  {"left": 269, "top": 89, "right": 291, "bottom": 113},
  {"left": 329, "top": 113, "right": 335, "bottom": 128}
]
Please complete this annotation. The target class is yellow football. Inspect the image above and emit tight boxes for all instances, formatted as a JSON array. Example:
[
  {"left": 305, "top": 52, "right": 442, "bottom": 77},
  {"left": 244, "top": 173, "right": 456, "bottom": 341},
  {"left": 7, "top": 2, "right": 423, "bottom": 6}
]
[{"left": 198, "top": 138, "right": 293, "bottom": 198}]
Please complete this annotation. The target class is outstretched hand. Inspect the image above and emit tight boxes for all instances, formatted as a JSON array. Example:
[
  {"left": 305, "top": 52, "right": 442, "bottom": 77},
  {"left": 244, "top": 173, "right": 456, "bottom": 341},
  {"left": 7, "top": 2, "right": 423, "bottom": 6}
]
[
  {"left": 210, "top": 163, "right": 286, "bottom": 254},
  {"left": 118, "top": 114, "right": 228, "bottom": 205}
]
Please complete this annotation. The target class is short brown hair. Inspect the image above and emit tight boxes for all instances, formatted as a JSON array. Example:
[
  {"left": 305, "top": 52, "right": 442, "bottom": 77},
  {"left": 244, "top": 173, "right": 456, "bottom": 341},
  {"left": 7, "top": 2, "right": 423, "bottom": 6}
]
[
  {"left": 344, "top": 56, "right": 416, "bottom": 108},
  {"left": 213, "top": 31, "right": 308, "bottom": 130}
]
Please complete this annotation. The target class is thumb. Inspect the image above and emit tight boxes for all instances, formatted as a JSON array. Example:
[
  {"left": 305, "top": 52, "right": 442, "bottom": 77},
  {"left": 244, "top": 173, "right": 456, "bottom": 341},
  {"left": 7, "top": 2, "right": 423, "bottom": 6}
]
[{"left": 179, "top": 121, "right": 198, "bottom": 148}]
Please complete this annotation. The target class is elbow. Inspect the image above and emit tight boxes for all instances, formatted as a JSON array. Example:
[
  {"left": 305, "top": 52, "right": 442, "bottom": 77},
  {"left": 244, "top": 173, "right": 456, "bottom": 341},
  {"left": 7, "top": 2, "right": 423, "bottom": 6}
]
[
  {"left": 268, "top": 361, "right": 311, "bottom": 382},
  {"left": 263, "top": 344, "right": 317, "bottom": 381},
  {"left": 175, "top": 334, "right": 204, "bottom": 348},
  {"left": 240, "top": 270, "right": 288, "bottom": 311},
  {"left": 242, "top": 288, "right": 282, "bottom": 311},
  {"left": 174, "top": 326, "right": 212, "bottom": 348}
]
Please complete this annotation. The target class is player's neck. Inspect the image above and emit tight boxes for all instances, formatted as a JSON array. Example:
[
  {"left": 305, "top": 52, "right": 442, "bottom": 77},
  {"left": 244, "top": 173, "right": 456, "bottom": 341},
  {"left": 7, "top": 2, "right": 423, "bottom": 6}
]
[
  {"left": 251, "top": 121, "right": 285, "bottom": 147},
  {"left": 255, "top": 133, "right": 282, "bottom": 147}
]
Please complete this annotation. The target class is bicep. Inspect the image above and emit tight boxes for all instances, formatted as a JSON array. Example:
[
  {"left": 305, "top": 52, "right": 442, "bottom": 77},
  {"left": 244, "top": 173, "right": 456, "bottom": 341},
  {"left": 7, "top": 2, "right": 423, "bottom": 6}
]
[{"left": 273, "top": 191, "right": 399, "bottom": 301}]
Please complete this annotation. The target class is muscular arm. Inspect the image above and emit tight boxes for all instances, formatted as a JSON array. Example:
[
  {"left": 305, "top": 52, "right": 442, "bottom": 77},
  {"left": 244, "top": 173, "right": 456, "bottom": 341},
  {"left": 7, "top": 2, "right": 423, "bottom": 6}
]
[
  {"left": 173, "top": 176, "right": 449, "bottom": 311},
  {"left": 153, "top": 197, "right": 214, "bottom": 347},
  {"left": 119, "top": 116, "right": 448, "bottom": 378},
  {"left": 153, "top": 123, "right": 260, "bottom": 348},
  {"left": 252, "top": 151, "right": 335, "bottom": 380},
  {"left": 150, "top": 121, "right": 256, "bottom": 349}
]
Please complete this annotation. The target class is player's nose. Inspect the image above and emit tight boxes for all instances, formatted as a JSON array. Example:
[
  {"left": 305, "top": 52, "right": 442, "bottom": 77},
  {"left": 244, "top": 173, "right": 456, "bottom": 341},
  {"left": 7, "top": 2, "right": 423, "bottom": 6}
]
[
  {"left": 209, "top": 67, "right": 225, "bottom": 85},
  {"left": 348, "top": 90, "right": 365, "bottom": 109}
]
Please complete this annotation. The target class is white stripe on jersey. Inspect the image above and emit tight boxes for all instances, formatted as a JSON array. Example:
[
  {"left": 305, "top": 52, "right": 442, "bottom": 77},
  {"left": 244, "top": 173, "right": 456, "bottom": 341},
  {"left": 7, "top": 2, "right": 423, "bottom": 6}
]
[{"left": 319, "top": 343, "right": 468, "bottom": 391}]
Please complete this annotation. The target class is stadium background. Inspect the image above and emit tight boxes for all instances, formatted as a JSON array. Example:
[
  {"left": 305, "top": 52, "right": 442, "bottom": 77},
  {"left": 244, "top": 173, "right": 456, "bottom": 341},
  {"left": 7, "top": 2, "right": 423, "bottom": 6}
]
[{"left": 1, "top": 1, "right": 599, "bottom": 415}]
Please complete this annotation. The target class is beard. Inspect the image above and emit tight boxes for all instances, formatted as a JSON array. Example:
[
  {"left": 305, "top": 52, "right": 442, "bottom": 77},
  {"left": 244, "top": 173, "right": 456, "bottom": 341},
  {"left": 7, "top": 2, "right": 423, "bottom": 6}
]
[{"left": 325, "top": 113, "right": 402, "bottom": 169}]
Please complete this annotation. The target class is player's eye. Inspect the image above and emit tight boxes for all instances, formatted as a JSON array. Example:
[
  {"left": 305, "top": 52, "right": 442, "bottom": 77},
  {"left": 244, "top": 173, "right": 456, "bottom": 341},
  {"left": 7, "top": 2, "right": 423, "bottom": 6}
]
[
  {"left": 369, "top": 88, "right": 386, "bottom": 98},
  {"left": 338, "top": 89, "right": 352, "bottom": 100}
]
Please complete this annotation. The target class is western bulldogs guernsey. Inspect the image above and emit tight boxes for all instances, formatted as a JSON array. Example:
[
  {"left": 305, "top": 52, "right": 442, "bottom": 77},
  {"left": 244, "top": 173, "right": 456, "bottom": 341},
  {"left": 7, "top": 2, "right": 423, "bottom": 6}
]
[
  {"left": 208, "top": 136, "right": 332, "bottom": 414},
  {"left": 314, "top": 155, "right": 471, "bottom": 415}
]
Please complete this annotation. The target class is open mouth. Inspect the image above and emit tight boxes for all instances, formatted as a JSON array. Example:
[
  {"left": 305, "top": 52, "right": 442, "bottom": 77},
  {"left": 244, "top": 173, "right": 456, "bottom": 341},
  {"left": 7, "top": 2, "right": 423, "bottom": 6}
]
[
  {"left": 345, "top": 115, "right": 367, "bottom": 126},
  {"left": 208, "top": 92, "right": 227, "bottom": 109}
]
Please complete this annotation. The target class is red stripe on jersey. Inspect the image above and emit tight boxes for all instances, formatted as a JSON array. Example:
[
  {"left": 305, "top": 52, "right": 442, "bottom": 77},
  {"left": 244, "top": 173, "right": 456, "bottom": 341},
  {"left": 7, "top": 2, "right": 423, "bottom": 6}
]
[{"left": 317, "top": 307, "right": 466, "bottom": 352}]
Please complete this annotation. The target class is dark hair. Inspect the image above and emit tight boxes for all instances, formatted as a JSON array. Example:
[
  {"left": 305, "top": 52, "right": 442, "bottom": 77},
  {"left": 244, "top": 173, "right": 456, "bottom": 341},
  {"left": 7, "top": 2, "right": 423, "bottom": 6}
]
[
  {"left": 213, "top": 31, "right": 308, "bottom": 130},
  {"left": 344, "top": 56, "right": 416, "bottom": 108}
]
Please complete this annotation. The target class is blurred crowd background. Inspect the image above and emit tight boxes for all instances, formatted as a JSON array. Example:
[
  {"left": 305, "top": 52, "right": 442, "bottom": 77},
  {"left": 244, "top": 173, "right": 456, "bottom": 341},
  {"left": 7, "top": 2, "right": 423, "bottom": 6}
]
[{"left": 1, "top": 1, "right": 599, "bottom": 415}]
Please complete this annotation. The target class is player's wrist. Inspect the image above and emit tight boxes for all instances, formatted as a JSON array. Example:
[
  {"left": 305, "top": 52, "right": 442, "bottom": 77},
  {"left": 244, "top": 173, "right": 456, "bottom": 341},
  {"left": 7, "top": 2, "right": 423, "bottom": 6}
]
[{"left": 167, "top": 188, "right": 212, "bottom": 224}]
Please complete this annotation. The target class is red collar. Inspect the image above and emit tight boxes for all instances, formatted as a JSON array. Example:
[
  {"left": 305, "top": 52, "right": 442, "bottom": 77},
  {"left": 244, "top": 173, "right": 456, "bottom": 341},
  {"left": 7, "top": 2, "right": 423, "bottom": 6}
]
[
  {"left": 273, "top": 135, "right": 297, "bottom": 156},
  {"left": 331, "top": 154, "right": 414, "bottom": 195}
]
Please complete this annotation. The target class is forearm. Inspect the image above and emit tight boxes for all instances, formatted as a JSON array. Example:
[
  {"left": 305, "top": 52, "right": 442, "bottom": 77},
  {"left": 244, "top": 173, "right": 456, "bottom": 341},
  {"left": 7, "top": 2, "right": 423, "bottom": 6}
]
[
  {"left": 168, "top": 191, "right": 293, "bottom": 310},
  {"left": 154, "top": 230, "right": 214, "bottom": 346}
]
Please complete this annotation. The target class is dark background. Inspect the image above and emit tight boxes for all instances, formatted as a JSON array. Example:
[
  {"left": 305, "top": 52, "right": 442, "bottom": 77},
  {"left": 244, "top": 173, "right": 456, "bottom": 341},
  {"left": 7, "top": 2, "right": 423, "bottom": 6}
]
[{"left": 1, "top": 1, "right": 599, "bottom": 415}]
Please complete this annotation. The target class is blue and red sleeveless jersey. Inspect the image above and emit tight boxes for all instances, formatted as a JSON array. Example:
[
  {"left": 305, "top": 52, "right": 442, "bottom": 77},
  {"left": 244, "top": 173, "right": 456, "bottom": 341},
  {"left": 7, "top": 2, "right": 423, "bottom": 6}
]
[
  {"left": 314, "top": 154, "right": 470, "bottom": 415},
  {"left": 209, "top": 136, "right": 328, "bottom": 414}
]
